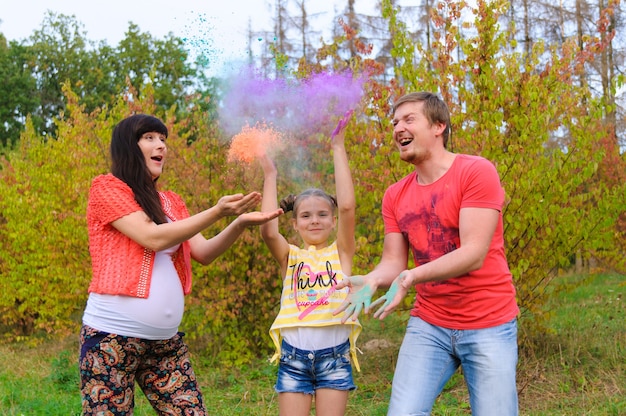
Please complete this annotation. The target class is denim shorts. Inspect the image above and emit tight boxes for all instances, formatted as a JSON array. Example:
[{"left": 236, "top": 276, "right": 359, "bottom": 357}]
[{"left": 275, "top": 339, "right": 356, "bottom": 394}]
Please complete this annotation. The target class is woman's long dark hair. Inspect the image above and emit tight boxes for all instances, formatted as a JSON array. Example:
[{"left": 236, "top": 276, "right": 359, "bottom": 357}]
[{"left": 110, "top": 114, "right": 168, "bottom": 224}]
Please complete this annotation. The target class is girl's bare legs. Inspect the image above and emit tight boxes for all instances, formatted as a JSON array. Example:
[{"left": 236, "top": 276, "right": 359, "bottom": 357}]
[
  {"left": 279, "top": 392, "right": 313, "bottom": 416},
  {"left": 315, "top": 389, "right": 349, "bottom": 416}
]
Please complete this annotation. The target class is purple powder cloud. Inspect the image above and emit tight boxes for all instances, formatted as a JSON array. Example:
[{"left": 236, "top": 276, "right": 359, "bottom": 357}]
[{"left": 219, "top": 66, "right": 367, "bottom": 137}]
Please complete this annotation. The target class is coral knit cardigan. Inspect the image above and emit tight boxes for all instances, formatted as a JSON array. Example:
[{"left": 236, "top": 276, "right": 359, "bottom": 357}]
[{"left": 86, "top": 174, "right": 192, "bottom": 298}]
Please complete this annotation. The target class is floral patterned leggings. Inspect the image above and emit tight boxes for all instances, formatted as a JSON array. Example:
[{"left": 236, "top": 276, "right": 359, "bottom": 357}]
[{"left": 79, "top": 325, "right": 207, "bottom": 415}]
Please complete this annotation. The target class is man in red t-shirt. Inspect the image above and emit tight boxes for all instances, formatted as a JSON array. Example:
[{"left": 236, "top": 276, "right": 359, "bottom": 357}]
[{"left": 336, "top": 92, "right": 519, "bottom": 415}]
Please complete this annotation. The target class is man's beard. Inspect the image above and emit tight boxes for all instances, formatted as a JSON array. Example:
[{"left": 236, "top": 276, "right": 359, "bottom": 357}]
[{"left": 400, "top": 147, "right": 431, "bottom": 165}]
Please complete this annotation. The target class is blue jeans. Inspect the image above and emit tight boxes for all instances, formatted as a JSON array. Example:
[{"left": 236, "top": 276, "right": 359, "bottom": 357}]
[
  {"left": 388, "top": 317, "right": 518, "bottom": 416},
  {"left": 275, "top": 339, "right": 356, "bottom": 394}
]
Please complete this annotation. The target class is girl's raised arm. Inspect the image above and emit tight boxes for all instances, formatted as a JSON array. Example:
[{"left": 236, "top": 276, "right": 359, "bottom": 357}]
[
  {"left": 259, "top": 153, "right": 290, "bottom": 272},
  {"left": 331, "top": 110, "right": 356, "bottom": 273}
]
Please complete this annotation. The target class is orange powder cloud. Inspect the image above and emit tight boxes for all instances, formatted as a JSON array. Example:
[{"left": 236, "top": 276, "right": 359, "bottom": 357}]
[{"left": 228, "top": 123, "right": 283, "bottom": 164}]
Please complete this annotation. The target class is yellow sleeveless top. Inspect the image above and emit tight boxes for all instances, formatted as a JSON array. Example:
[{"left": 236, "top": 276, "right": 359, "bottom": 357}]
[{"left": 269, "top": 242, "right": 361, "bottom": 371}]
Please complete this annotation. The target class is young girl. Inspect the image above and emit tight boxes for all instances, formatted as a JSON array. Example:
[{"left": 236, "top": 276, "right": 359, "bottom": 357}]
[
  {"left": 79, "top": 114, "right": 281, "bottom": 415},
  {"left": 259, "top": 111, "right": 361, "bottom": 416}
]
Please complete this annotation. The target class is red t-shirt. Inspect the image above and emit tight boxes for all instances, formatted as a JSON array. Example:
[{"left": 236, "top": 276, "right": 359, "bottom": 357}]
[{"left": 382, "top": 154, "right": 519, "bottom": 329}]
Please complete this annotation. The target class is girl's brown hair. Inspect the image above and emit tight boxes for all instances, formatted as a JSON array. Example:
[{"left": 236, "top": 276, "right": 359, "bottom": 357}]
[{"left": 279, "top": 188, "right": 337, "bottom": 217}]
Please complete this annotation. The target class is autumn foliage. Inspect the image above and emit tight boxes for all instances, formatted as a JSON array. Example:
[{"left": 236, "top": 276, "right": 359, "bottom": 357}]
[{"left": 0, "top": 0, "right": 623, "bottom": 362}]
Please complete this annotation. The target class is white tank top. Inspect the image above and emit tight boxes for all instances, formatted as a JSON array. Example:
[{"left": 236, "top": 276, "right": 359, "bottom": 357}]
[
  {"left": 82, "top": 241, "right": 185, "bottom": 340},
  {"left": 281, "top": 325, "right": 351, "bottom": 350}
]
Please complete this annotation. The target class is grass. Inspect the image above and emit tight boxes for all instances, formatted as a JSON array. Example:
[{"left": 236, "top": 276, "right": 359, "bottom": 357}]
[{"left": 0, "top": 273, "right": 623, "bottom": 415}]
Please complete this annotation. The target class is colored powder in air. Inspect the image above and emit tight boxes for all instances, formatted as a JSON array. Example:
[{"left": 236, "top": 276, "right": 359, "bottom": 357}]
[
  {"left": 178, "top": 12, "right": 221, "bottom": 71},
  {"left": 228, "top": 123, "right": 283, "bottom": 164},
  {"left": 219, "top": 67, "right": 367, "bottom": 137}
]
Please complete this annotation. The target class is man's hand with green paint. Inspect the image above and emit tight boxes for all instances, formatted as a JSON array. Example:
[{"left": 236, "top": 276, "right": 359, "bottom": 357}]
[
  {"left": 371, "top": 270, "right": 411, "bottom": 320},
  {"left": 333, "top": 275, "right": 378, "bottom": 323}
]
